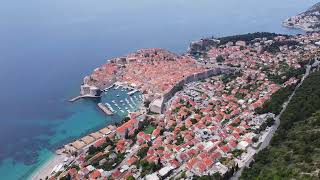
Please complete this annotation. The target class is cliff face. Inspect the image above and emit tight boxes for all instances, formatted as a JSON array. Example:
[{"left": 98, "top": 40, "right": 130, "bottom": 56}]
[{"left": 283, "top": 3, "right": 320, "bottom": 32}]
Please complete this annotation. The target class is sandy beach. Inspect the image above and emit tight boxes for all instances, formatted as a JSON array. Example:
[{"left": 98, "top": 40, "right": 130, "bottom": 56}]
[{"left": 30, "top": 154, "right": 67, "bottom": 180}]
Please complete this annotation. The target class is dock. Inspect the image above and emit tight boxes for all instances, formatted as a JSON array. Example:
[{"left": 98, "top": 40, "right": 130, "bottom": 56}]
[
  {"left": 69, "top": 95, "right": 101, "bottom": 102},
  {"left": 97, "top": 103, "right": 113, "bottom": 115},
  {"left": 127, "top": 89, "right": 138, "bottom": 96}
]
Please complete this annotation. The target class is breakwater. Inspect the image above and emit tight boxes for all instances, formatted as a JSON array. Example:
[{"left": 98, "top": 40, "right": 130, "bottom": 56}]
[
  {"left": 69, "top": 95, "right": 101, "bottom": 102},
  {"left": 97, "top": 103, "right": 113, "bottom": 115}
]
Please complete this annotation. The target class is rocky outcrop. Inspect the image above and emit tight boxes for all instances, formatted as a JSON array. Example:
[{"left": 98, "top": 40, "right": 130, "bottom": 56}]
[
  {"left": 283, "top": 3, "right": 320, "bottom": 32},
  {"left": 188, "top": 38, "right": 220, "bottom": 56}
]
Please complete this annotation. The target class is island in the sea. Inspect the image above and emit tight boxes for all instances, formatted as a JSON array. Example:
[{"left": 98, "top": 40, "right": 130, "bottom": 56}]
[
  {"left": 33, "top": 31, "right": 320, "bottom": 180},
  {"left": 283, "top": 2, "right": 320, "bottom": 32}
]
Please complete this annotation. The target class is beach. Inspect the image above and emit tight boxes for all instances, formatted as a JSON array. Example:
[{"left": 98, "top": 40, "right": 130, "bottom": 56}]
[
  {"left": 30, "top": 154, "right": 67, "bottom": 180},
  {"left": 1, "top": 0, "right": 317, "bottom": 179}
]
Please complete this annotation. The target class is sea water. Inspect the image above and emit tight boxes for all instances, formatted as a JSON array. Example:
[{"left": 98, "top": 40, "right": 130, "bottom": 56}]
[{"left": 0, "top": 0, "right": 318, "bottom": 179}]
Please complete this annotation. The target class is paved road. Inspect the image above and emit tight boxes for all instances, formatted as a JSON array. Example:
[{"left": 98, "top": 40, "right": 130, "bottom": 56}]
[{"left": 231, "top": 65, "right": 312, "bottom": 180}]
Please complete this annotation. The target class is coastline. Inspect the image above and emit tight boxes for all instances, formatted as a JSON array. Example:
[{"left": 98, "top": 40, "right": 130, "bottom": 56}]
[
  {"left": 29, "top": 86, "right": 141, "bottom": 179},
  {"left": 282, "top": 20, "right": 313, "bottom": 32},
  {"left": 1, "top": 0, "right": 318, "bottom": 179},
  {"left": 29, "top": 153, "right": 67, "bottom": 180},
  {"left": 282, "top": 2, "right": 320, "bottom": 32},
  {"left": 31, "top": 32, "right": 317, "bottom": 179},
  {"left": 29, "top": 32, "right": 320, "bottom": 179}
]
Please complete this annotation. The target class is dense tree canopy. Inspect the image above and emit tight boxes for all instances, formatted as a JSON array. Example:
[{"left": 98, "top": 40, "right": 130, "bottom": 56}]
[
  {"left": 255, "top": 84, "right": 295, "bottom": 115},
  {"left": 241, "top": 70, "right": 320, "bottom": 179},
  {"left": 218, "top": 32, "right": 282, "bottom": 45}
]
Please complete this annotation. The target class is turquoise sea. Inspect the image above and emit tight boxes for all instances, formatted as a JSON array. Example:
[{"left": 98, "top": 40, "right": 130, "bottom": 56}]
[{"left": 0, "top": 0, "right": 318, "bottom": 179}]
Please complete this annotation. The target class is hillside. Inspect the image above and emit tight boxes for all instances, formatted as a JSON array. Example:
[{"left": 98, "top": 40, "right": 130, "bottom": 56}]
[
  {"left": 240, "top": 69, "right": 320, "bottom": 179},
  {"left": 283, "top": 3, "right": 320, "bottom": 32}
]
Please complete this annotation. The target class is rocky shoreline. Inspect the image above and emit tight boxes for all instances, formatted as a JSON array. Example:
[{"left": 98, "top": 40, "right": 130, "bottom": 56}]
[{"left": 283, "top": 2, "right": 320, "bottom": 32}]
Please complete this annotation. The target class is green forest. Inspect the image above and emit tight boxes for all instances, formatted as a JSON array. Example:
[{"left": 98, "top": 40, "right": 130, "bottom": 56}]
[
  {"left": 218, "top": 32, "right": 282, "bottom": 45},
  {"left": 241, "top": 70, "right": 320, "bottom": 179},
  {"left": 255, "top": 84, "right": 295, "bottom": 115}
]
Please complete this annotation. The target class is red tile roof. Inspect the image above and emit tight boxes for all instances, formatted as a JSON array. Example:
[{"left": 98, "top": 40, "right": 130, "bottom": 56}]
[
  {"left": 220, "top": 145, "right": 230, "bottom": 153},
  {"left": 90, "top": 170, "right": 101, "bottom": 179},
  {"left": 94, "top": 138, "right": 106, "bottom": 147}
]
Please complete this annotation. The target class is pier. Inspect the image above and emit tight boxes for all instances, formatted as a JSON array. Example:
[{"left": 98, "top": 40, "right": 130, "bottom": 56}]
[
  {"left": 69, "top": 95, "right": 101, "bottom": 102},
  {"left": 97, "top": 103, "right": 113, "bottom": 115},
  {"left": 127, "top": 89, "right": 138, "bottom": 95}
]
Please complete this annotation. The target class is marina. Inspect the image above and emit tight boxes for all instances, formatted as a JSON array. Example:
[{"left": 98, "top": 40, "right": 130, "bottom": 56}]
[
  {"left": 127, "top": 89, "right": 138, "bottom": 96},
  {"left": 97, "top": 103, "right": 113, "bottom": 115},
  {"left": 99, "top": 83, "right": 143, "bottom": 117},
  {"left": 2, "top": 0, "right": 315, "bottom": 179}
]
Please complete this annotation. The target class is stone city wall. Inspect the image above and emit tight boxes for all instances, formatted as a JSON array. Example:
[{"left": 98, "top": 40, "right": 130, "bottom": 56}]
[{"left": 156, "top": 66, "right": 237, "bottom": 113}]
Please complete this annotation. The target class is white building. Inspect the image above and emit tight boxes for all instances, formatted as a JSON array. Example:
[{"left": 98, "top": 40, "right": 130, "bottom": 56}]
[
  {"left": 145, "top": 173, "right": 160, "bottom": 180},
  {"left": 158, "top": 166, "right": 174, "bottom": 177},
  {"left": 80, "top": 84, "right": 100, "bottom": 96},
  {"left": 149, "top": 97, "right": 163, "bottom": 114}
]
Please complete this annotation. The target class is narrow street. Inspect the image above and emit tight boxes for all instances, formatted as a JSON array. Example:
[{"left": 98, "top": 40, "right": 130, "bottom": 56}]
[{"left": 231, "top": 64, "right": 312, "bottom": 180}]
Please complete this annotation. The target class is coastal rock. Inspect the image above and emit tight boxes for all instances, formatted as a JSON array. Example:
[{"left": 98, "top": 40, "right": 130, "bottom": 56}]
[
  {"left": 188, "top": 38, "right": 220, "bottom": 56},
  {"left": 283, "top": 2, "right": 320, "bottom": 32}
]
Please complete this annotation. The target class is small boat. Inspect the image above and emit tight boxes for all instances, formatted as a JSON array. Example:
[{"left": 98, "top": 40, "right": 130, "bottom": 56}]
[
  {"left": 114, "top": 85, "right": 120, "bottom": 89},
  {"left": 130, "top": 97, "right": 136, "bottom": 104},
  {"left": 113, "top": 102, "right": 119, "bottom": 107},
  {"left": 117, "top": 94, "right": 120, "bottom": 97},
  {"left": 105, "top": 103, "right": 116, "bottom": 112},
  {"left": 127, "top": 90, "right": 138, "bottom": 96}
]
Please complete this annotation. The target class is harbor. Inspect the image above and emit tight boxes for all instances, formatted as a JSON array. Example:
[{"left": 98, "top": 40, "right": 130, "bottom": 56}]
[
  {"left": 97, "top": 103, "right": 113, "bottom": 115},
  {"left": 70, "top": 82, "right": 143, "bottom": 116},
  {"left": 2, "top": 0, "right": 318, "bottom": 179},
  {"left": 32, "top": 84, "right": 143, "bottom": 179},
  {"left": 99, "top": 83, "right": 143, "bottom": 116}
]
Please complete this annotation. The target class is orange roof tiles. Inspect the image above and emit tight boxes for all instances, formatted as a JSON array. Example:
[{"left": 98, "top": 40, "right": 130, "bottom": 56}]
[{"left": 90, "top": 170, "right": 101, "bottom": 179}]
